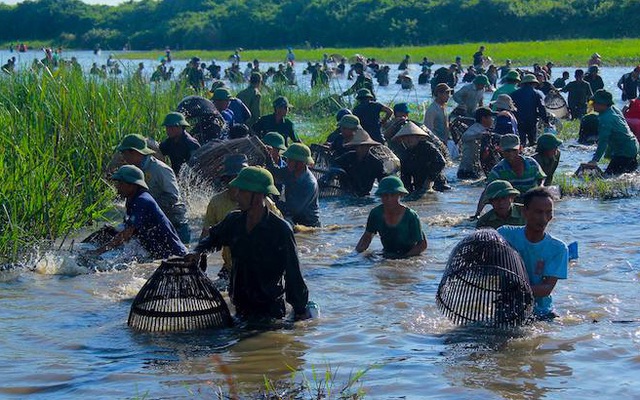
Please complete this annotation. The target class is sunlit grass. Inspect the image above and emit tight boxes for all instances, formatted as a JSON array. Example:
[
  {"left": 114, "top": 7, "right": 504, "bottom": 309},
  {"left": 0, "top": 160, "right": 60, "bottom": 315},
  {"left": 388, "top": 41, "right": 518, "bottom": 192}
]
[{"left": 119, "top": 38, "right": 640, "bottom": 67}]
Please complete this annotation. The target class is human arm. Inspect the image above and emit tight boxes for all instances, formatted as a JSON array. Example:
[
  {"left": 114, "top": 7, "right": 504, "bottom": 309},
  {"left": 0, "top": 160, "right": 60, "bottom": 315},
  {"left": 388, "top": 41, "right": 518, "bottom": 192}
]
[
  {"left": 404, "top": 236, "right": 427, "bottom": 257},
  {"left": 531, "top": 276, "right": 559, "bottom": 298},
  {"left": 617, "top": 75, "right": 625, "bottom": 91},
  {"left": 356, "top": 231, "right": 374, "bottom": 253},
  {"left": 94, "top": 226, "right": 136, "bottom": 255},
  {"left": 591, "top": 116, "right": 611, "bottom": 162}
]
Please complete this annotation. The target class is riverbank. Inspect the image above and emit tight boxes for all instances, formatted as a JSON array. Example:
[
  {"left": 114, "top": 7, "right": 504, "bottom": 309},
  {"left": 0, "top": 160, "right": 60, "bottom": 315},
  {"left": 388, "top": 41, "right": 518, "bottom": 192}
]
[{"left": 113, "top": 38, "right": 640, "bottom": 67}]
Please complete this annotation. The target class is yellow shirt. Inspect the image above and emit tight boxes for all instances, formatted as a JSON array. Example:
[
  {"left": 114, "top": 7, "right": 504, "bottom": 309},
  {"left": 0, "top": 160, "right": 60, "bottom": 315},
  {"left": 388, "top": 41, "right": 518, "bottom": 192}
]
[{"left": 202, "top": 189, "right": 282, "bottom": 269}]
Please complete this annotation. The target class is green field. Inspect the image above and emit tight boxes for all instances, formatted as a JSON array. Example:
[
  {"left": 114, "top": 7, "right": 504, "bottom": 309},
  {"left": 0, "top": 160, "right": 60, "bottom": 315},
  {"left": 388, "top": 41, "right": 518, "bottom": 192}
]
[{"left": 117, "top": 39, "right": 640, "bottom": 67}]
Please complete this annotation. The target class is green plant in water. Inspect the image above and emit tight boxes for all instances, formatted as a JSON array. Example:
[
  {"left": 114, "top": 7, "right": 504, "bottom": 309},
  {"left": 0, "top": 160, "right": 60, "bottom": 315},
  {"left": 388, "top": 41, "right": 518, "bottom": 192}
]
[{"left": 556, "top": 173, "right": 632, "bottom": 199}]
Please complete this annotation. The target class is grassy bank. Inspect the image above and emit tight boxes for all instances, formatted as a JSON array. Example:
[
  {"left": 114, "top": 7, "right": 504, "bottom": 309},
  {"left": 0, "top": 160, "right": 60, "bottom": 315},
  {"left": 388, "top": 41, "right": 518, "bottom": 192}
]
[{"left": 116, "top": 39, "right": 640, "bottom": 67}]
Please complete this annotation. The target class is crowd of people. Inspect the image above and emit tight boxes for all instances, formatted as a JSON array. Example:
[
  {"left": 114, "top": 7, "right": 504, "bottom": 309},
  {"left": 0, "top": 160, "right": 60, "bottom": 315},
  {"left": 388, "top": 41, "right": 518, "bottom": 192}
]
[{"left": 81, "top": 45, "right": 640, "bottom": 323}]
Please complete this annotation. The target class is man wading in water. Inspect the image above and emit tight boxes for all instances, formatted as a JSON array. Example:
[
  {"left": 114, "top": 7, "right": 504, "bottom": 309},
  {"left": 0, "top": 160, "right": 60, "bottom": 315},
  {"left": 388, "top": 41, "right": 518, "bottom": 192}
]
[{"left": 192, "top": 167, "right": 310, "bottom": 321}]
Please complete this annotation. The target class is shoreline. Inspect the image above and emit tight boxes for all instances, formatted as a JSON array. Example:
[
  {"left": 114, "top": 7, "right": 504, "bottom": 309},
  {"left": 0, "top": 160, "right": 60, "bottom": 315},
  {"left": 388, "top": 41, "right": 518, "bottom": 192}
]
[{"left": 7, "top": 38, "right": 638, "bottom": 67}]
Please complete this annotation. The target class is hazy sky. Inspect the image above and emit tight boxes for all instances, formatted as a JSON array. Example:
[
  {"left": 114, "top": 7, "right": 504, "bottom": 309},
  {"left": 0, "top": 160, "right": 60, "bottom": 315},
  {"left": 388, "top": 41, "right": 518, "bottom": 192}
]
[{"left": 0, "top": 0, "right": 128, "bottom": 5}]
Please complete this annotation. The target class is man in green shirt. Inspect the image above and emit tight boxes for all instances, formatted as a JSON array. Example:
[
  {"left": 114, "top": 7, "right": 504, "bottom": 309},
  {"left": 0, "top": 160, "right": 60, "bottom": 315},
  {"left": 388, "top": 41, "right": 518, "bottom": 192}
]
[
  {"left": 236, "top": 72, "right": 262, "bottom": 127},
  {"left": 491, "top": 70, "right": 520, "bottom": 102},
  {"left": 252, "top": 96, "right": 300, "bottom": 146},
  {"left": 587, "top": 89, "right": 639, "bottom": 175},
  {"left": 476, "top": 180, "right": 525, "bottom": 229}
]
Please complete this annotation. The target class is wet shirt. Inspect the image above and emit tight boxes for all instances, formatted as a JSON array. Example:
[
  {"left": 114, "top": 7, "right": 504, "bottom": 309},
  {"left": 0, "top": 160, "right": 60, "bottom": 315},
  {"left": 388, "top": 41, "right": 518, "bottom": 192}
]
[
  {"left": 561, "top": 80, "right": 593, "bottom": 108},
  {"left": 252, "top": 113, "right": 299, "bottom": 146},
  {"left": 592, "top": 106, "right": 640, "bottom": 162},
  {"left": 584, "top": 74, "right": 604, "bottom": 92},
  {"left": 452, "top": 83, "right": 484, "bottom": 117},
  {"left": 202, "top": 190, "right": 282, "bottom": 269},
  {"left": 487, "top": 156, "right": 546, "bottom": 194},
  {"left": 228, "top": 98, "right": 251, "bottom": 126},
  {"left": 459, "top": 122, "right": 488, "bottom": 173},
  {"left": 159, "top": 131, "right": 200, "bottom": 176},
  {"left": 236, "top": 86, "right": 261, "bottom": 127},
  {"left": 399, "top": 140, "right": 446, "bottom": 193},
  {"left": 334, "top": 150, "right": 386, "bottom": 197},
  {"left": 140, "top": 156, "right": 188, "bottom": 228},
  {"left": 424, "top": 101, "right": 449, "bottom": 143},
  {"left": 533, "top": 151, "right": 560, "bottom": 186},
  {"left": 497, "top": 226, "right": 568, "bottom": 316},
  {"left": 353, "top": 101, "right": 386, "bottom": 143},
  {"left": 125, "top": 190, "right": 187, "bottom": 259},
  {"left": 270, "top": 167, "right": 320, "bottom": 227},
  {"left": 510, "top": 86, "right": 548, "bottom": 127},
  {"left": 365, "top": 204, "right": 425, "bottom": 256},
  {"left": 476, "top": 203, "right": 525, "bottom": 230},
  {"left": 196, "top": 209, "right": 309, "bottom": 318}
]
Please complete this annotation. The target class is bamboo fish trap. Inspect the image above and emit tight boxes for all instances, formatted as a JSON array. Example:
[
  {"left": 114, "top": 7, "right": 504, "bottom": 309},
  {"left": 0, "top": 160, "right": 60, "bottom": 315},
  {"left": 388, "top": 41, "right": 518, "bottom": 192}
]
[
  {"left": 436, "top": 230, "right": 534, "bottom": 328},
  {"left": 128, "top": 255, "right": 232, "bottom": 332}
]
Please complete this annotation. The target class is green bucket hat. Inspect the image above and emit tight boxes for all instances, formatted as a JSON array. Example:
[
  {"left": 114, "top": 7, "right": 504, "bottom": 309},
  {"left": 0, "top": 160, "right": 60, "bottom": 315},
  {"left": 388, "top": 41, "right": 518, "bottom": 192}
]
[
  {"left": 536, "top": 133, "right": 563, "bottom": 152},
  {"left": 229, "top": 166, "right": 280, "bottom": 195},
  {"left": 591, "top": 89, "right": 614, "bottom": 106},
  {"left": 339, "top": 114, "right": 361, "bottom": 129},
  {"left": 520, "top": 74, "right": 539, "bottom": 85},
  {"left": 483, "top": 180, "right": 519, "bottom": 201},
  {"left": 117, "top": 134, "right": 155, "bottom": 155},
  {"left": 111, "top": 165, "right": 148, "bottom": 189},
  {"left": 499, "top": 134, "right": 520, "bottom": 151},
  {"left": 473, "top": 74, "right": 490, "bottom": 87},
  {"left": 282, "top": 143, "right": 314, "bottom": 165},
  {"left": 273, "top": 96, "right": 291, "bottom": 109},
  {"left": 262, "top": 132, "right": 286, "bottom": 151},
  {"left": 356, "top": 88, "right": 374, "bottom": 99},
  {"left": 375, "top": 175, "right": 409, "bottom": 196},
  {"left": 502, "top": 70, "right": 521, "bottom": 83},
  {"left": 162, "top": 111, "right": 190, "bottom": 127},
  {"left": 212, "top": 87, "right": 232, "bottom": 101}
]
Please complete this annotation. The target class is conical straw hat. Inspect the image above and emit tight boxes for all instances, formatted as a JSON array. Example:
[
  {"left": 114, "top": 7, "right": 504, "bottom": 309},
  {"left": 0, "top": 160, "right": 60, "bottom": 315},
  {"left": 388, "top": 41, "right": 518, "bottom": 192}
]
[{"left": 392, "top": 121, "right": 430, "bottom": 141}]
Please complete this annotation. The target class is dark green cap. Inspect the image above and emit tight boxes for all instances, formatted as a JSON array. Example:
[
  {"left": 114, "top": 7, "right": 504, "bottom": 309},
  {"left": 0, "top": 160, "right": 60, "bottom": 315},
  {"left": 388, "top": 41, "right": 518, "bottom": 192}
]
[
  {"left": 117, "top": 134, "right": 155, "bottom": 155},
  {"left": 229, "top": 166, "right": 280, "bottom": 195},
  {"left": 536, "top": 133, "right": 563, "bottom": 152},
  {"left": 262, "top": 132, "right": 286, "bottom": 151},
  {"left": 282, "top": 143, "right": 314, "bottom": 165},
  {"left": 111, "top": 165, "right": 148, "bottom": 189},
  {"left": 484, "top": 180, "right": 519, "bottom": 201},
  {"left": 162, "top": 111, "right": 190, "bottom": 127},
  {"left": 375, "top": 176, "right": 409, "bottom": 195}
]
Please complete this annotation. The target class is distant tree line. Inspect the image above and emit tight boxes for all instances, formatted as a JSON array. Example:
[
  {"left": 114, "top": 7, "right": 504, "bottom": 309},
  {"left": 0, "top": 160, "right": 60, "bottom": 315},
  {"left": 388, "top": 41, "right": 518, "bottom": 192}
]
[{"left": 1, "top": 0, "right": 639, "bottom": 50}]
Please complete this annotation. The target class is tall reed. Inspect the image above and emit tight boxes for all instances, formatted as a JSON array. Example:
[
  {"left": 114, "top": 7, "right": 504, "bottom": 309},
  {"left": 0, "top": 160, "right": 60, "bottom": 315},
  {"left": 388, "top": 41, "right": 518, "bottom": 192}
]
[{"left": 0, "top": 66, "right": 188, "bottom": 261}]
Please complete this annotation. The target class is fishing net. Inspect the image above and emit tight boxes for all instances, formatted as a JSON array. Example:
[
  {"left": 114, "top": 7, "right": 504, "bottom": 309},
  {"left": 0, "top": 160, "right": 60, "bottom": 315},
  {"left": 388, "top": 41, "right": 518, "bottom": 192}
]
[
  {"left": 370, "top": 145, "right": 401, "bottom": 175},
  {"left": 310, "top": 95, "right": 346, "bottom": 117},
  {"left": 449, "top": 116, "right": 475, "bottom": 144},
  {"left": 128, "top": 255, "right": 232, "bottom": 332},
  {"left": 310, "top": 144, "right": 346, "bottom": 197},
  {"left": 176, "top": 95, "right": 228, "bottom": 144},
  {"left": 544, "top": 93, "right": 569, "bottom": 119},
  {"left": 436, "top": 230, "right": 534, "bottom": 328},
  {"left": 186, "top": 136, "right": 269, "bottom": 183}
]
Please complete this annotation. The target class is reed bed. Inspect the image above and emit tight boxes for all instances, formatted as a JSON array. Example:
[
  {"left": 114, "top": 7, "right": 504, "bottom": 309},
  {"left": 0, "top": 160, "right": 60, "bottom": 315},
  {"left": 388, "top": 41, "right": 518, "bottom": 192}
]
[{"left": 0, "top": 66, "right": 188, "bottom": 261}]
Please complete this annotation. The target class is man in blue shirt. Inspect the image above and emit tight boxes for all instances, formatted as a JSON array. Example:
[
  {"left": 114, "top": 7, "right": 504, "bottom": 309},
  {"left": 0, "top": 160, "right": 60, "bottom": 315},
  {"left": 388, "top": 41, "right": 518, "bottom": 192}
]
[
  {"left": 94, "top": 165, "right": 187, "bottom": 260},
  {"left": 497, "top": 187, "right": 568, "bottom": 319},
  {"left": 510, "top": 74, "right": 549, "bottom": 146},
  {"left": 268, "top": 143, "right": 320, "bottom": 227}
]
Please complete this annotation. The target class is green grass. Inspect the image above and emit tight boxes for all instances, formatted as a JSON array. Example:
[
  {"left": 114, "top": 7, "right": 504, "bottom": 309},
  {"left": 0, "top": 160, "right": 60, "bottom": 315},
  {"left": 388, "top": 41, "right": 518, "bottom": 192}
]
[
  {"left": 557, "top": 174, "right": 633, "bottom": 199},
  {"left": 118, "top": 38, "right": 640, "bottom": 67},
  {"left": 0, "top": 65, "right": 344, "bottom": 261},
  {"left": 0, "top": 66, "right": 191, "bottom": 261}
]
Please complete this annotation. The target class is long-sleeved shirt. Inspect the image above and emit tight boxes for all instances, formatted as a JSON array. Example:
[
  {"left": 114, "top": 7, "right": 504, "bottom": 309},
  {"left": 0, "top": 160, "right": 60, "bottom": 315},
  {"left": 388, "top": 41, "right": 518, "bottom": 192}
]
[
  {"left": 269, "top": 166, "right": 320, "bottom": 227},
  {"left": 458, "top": 122, "right": 488, "bottom": 173},
  {"left": 510, "top": 86, "right": 548, "bottom": 128},
  {"left": 592, "top": 106, "right": 639, "bottom": 162},
  {"left": 424, "top": 101, "right": 449, "bottom": 143},
  {"left": 140, "top": 156, "right": 188, "bottom": 227},
  {"left": 452, "top": 83, "right": 484, "bottom": 117},
  {"left": 196, "top": 209, "right": 309, "bottom": 318},
  {"left": 236, "top": 85, "right": 261, "bottom": 127}
]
